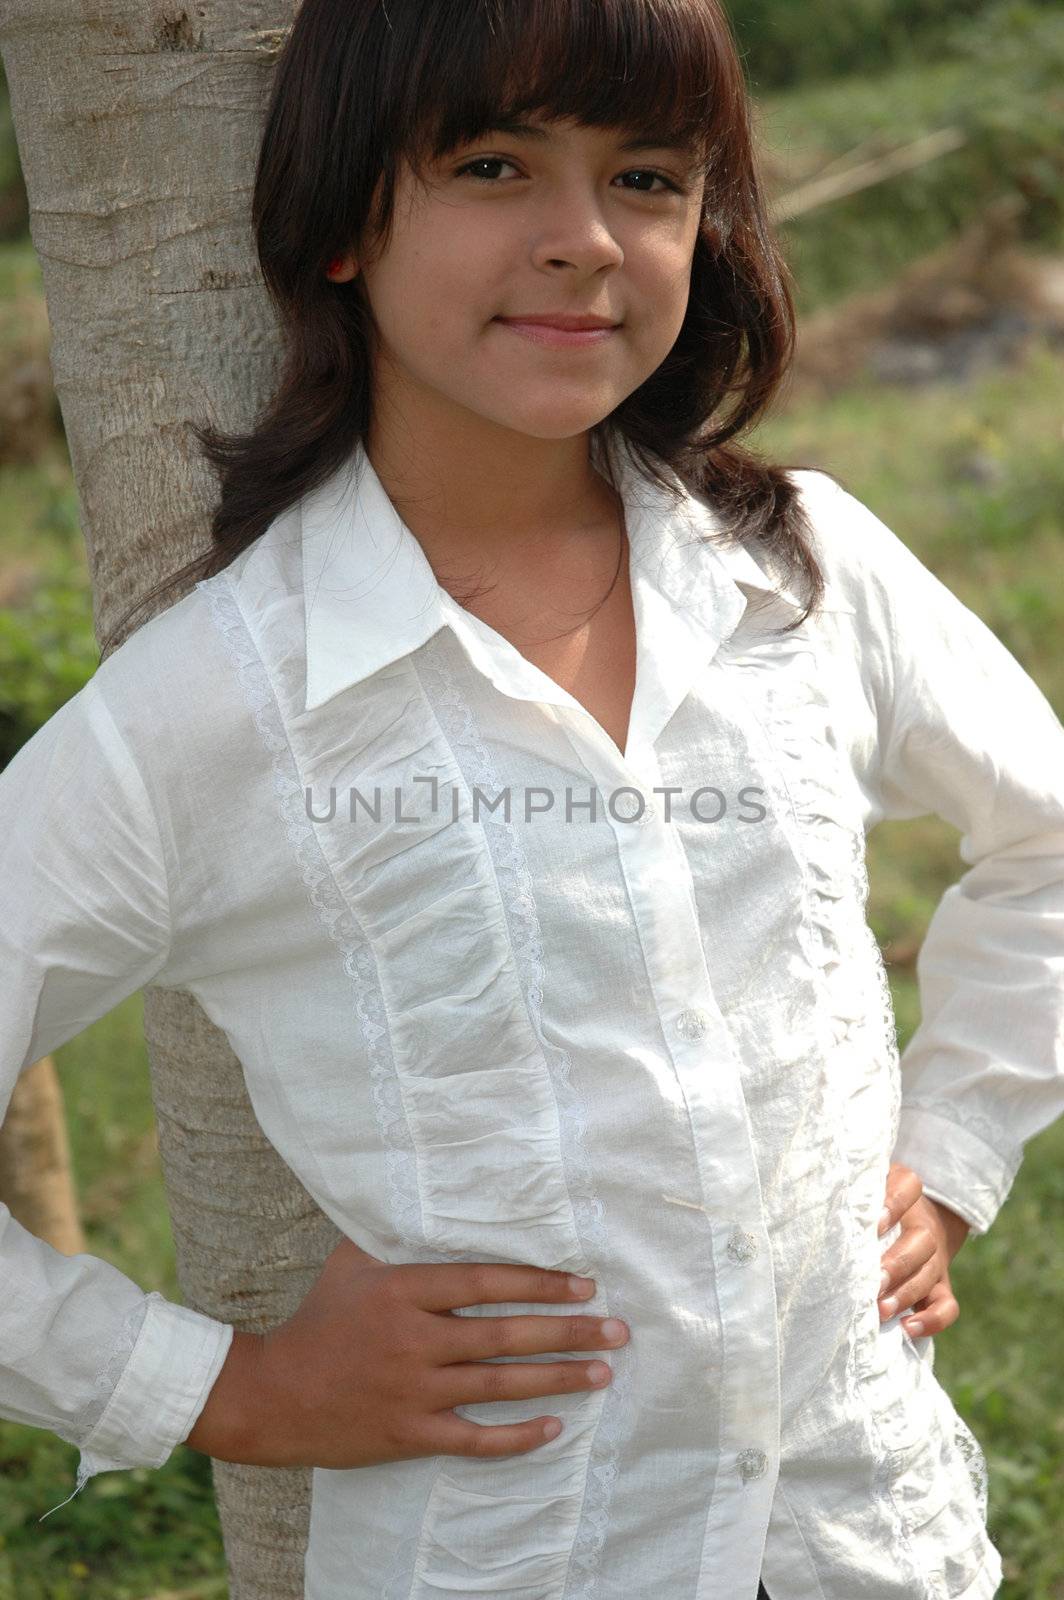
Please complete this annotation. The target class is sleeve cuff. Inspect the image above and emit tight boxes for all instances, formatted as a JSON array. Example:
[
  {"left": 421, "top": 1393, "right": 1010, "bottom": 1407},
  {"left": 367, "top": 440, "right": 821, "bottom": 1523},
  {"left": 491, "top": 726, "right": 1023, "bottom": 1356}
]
[
  {"left": 891, "top": 1101, "right": 1023, "bottom": 1236},
  {"left": 78, "top": 1291, "right": 234, "bottom": 1475}
]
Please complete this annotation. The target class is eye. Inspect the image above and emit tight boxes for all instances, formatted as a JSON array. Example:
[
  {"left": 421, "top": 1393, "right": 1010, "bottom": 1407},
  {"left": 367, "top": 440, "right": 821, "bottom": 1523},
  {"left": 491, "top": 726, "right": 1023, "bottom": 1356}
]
[
  {"left": 453, "top": 157, "right": 521, "bottom": 183},
  {"left": 453, "top": 157, "right": 684, "bottom": 194},
  {"left": 616, "top": 169, "right": 683, "bottom": 195}
]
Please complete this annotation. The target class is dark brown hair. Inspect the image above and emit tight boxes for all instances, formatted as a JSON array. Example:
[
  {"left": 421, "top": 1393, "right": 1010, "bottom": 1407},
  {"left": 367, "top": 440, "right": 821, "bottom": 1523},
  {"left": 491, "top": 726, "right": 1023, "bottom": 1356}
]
[{"left": 103, "top": 0, "right": 836, "bottom": 657}]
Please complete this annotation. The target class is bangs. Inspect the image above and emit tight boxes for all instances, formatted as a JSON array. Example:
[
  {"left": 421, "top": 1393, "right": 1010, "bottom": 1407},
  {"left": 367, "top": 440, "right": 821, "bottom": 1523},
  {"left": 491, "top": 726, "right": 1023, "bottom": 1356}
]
[{"left": 378, "top": 0, "right": 731, "bottom": 178}]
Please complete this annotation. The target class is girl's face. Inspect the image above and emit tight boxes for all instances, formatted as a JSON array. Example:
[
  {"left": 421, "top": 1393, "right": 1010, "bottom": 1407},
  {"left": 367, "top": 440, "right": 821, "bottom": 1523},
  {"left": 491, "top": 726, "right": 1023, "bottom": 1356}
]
[{"left": 348, "top": 115, "right": 708, "bottom": 445}]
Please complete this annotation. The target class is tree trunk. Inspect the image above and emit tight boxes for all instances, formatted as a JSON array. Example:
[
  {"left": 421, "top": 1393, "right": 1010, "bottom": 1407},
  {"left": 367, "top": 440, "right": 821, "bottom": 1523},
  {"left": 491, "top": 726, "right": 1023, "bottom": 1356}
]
[
  {"left": 0, "top": 1057, "right": 85, "bottom": 1255},
  {"left": 0, "top": 5, "right": 334, "bottom": 1594}
]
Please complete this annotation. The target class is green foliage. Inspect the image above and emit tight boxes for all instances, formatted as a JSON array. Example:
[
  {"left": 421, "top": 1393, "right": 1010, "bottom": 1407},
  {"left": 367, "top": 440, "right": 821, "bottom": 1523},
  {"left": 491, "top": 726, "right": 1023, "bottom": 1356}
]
[
  {"left": 942, "top": 2, "right": 1064, "bottom": 233},
  {"left": 727, "top": 0, "right": 1061, "bottom": 90},
  {"left": 764, "top": 9, "right": 1064, "bottom": 314},
  {"left": 0, "top": 551, "right": 98, "bottom": 768}
]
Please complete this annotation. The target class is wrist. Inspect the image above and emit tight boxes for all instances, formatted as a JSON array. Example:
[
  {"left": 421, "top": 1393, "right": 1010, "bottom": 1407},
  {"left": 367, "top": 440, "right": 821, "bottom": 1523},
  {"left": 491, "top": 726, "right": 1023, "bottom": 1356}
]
[
  {"left": 928, "top": 1197, "right": 971, "bottom": 1259},
  {"left": 183, "top": 1329, "right": 268, "bottom": 1464}
]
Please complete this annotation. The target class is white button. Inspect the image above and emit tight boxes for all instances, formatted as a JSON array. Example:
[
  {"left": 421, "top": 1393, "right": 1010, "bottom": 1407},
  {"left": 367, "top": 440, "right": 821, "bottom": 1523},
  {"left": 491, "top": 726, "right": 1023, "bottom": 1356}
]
[
  {"left": 737, "top": 1447, "right": 767, "bottom": 1482},
  {"left": 676, "top": 1008, "right": 710, "bottom": 1041},
  {"left": 612, "top": 790, "right": 654, "bottom": 824},
  {"left": 726, "top": 1227, "right": 759, "bottom": 1266}
]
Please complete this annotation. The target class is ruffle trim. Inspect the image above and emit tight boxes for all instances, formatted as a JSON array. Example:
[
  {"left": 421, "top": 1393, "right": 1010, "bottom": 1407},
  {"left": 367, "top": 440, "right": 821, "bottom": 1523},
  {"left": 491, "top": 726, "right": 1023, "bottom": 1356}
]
[
  {"left": 416, "top": 631, "right": 630, "bottom": 1600},
  {"left": 719, "top": 622, "right": 900, "bottom": 1084},
  {"left": 719, "top": 617, "right": 929, "bottom": 1585},
  {"left": 720, "top": 614, "right": 992, "bottom": 1579}
]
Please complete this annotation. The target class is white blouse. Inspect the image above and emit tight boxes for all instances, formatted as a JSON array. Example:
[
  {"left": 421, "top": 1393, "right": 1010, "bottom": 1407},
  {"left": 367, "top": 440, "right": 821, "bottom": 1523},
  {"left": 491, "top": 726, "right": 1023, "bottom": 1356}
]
[{"left": 2, "top": 431, "right": 1063, "bottom": 1600}]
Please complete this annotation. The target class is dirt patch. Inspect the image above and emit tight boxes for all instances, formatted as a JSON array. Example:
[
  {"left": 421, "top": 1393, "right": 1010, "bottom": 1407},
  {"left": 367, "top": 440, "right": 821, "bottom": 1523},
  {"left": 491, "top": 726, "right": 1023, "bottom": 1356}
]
[{"left": 786, "top": 195, "right": 1064, "bottom": 400}]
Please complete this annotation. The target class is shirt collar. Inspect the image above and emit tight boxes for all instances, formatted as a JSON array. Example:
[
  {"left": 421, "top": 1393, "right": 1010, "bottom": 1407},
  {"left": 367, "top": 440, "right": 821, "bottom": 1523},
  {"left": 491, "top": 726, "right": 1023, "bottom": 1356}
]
[{"left": 300, "top": 433, "right": 849, "bottom": 715}]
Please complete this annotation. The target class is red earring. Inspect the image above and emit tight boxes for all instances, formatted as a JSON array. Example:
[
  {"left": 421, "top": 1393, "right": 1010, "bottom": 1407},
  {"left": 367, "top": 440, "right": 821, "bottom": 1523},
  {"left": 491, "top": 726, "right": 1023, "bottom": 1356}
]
[{"left": 325, "top": 255, "right": 343, "bottom": 277}]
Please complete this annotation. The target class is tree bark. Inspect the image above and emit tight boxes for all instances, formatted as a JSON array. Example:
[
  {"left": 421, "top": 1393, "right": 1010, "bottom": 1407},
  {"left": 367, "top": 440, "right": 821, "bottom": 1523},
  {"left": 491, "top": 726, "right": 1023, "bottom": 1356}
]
[
  {"left": 0, "top": 4, "right": 334, "bottom": 1594},
  {"left": 0, "top": 1057, "right": 85, "bottom": 1255}
]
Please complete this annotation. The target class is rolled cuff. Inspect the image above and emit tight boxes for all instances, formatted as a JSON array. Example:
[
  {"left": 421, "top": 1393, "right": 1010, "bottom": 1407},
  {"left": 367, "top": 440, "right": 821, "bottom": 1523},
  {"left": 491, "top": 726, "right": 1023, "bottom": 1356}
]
[{"left": 891, "top": 1101, "right": 1023, "bottom": 1236}]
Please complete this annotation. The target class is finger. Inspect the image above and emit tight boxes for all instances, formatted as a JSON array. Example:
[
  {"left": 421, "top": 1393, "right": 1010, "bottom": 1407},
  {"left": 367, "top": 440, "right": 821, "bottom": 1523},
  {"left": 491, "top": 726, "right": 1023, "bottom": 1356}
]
[
  {"left": 431, "top": 1310, "right": 629, "bottom": 1363},
  {"left": 401, "top": 1262, "right": 598, "bottom": 1313},
  {"left": 433, "top": 1356, "right": 614, "bottom": 1408},
  {"left": 879, "top": 1256, "right": 942, "bottom": 1320},
  {"left": 420, "top": 1410, "right": 568, "bottom": 1458},
  {"left": 878, "top": 1164, "right": 924, "bottom": 1235},
  {"left": 903, "top": 1279, "right": 960, "bottom": 1338},
  {"left": 879, "top": 1224, "right": 936, "bottom": 1296}
]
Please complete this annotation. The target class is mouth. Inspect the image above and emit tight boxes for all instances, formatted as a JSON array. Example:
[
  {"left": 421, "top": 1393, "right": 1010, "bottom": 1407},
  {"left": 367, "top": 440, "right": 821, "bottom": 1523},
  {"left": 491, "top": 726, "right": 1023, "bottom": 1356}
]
[
  {"left": 495, "top": 313, "right": 620, "bottom": 331},
  {"left": 493, "top": 316, "right": 620, "bottom": 349}
]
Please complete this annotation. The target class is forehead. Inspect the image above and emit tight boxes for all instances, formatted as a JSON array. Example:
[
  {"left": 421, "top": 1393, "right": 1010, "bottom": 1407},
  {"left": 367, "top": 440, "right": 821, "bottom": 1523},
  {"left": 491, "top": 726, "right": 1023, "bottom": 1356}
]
[{"left": 457, "top": 113, "right": 704, "bottom": 154}]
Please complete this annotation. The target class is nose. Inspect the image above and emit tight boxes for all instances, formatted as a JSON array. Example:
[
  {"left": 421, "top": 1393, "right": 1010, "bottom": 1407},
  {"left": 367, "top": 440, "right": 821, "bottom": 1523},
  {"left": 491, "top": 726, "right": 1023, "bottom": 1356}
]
[{"left": 528, "top": 180, "right": 625, "bottom": 275}]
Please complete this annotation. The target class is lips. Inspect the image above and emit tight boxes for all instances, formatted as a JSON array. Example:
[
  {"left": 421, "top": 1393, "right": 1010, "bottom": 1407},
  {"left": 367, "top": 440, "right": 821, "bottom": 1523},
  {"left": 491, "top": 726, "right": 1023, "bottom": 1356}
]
[{"left": 495, "top": 314, "right": 619, "bottom": 331}]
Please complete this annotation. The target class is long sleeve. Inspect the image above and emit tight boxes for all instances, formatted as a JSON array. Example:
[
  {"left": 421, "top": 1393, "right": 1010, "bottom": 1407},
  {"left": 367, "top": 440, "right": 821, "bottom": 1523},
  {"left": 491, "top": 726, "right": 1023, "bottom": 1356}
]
[
  {"left": 831, "top": 481, "right": 1064, "bottom": 1237},
  {"left": 0, "top": 673, "right": 234, "bottom": 1514}
]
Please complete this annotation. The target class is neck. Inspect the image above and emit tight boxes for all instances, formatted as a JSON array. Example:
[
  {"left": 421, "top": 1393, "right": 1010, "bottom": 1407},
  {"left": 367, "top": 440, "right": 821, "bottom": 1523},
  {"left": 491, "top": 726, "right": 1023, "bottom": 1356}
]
[{"left": 363, "top": 410, "right": 618, "bottom": 567}]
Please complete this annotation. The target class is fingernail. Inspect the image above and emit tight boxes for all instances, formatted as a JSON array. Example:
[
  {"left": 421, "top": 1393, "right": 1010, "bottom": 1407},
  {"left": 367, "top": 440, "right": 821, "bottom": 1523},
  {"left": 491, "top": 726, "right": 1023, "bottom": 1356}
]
[
  {"left": 878, "top": 1209, "right": 891, "bottom": 1234},
  {"left": 880, "top": 1296, "right": 898, "bottom": 1316},
  {"left": 880, "top": 1269, "right": 890, "bottom": 1293},
  {"left": 601, "top": 1319, "right": 627, "bottom": 1343},
  {"left": 905, "top": 1320, "right": 924, "bottom": 1337},
  {"left": 569, "top": 1275, "right": 595, "bottom": 1296}
]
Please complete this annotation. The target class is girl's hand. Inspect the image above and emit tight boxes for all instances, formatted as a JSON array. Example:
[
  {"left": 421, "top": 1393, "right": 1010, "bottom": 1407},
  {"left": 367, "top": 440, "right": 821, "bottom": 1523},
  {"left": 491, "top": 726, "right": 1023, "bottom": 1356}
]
[
  {"left": 221, "top": 1237, "right": 630, "bottom": 1470},
  {"left": 877, "top": 1162, "right": 970, "bottom": 1338}
]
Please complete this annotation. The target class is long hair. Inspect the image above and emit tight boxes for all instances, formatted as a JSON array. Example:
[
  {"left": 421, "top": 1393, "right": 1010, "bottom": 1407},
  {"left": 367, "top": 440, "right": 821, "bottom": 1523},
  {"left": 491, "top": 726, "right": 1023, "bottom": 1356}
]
[{"left": 102, "top": 0, "right": 837, "bottom": 657}]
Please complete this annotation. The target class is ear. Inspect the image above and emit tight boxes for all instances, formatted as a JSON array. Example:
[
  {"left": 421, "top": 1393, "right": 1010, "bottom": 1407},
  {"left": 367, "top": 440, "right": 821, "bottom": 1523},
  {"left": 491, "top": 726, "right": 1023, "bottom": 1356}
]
[{"left": 325, "top": 254, "right": 360, "bottom": 282}]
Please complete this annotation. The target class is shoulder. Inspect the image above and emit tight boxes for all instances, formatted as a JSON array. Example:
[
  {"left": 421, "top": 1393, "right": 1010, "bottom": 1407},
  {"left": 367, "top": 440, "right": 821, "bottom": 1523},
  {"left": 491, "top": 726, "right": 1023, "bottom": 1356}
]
[
  {"left": 783, "top": 468, "right": 930, "bottom": 623},
  {"left": 88, "top": 580, "right": 262, "bottom": 784}
]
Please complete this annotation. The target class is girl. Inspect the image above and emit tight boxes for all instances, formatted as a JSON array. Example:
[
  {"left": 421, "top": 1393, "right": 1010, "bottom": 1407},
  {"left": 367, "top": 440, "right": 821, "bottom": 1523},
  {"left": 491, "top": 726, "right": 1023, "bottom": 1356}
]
[{"left": 2, "top": 1, "right": 1062, "bottom": 1596}]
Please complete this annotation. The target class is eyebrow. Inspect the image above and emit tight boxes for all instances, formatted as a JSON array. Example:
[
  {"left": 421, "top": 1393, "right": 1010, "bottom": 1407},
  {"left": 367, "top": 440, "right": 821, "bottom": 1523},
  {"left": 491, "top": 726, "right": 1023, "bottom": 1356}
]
[{"left": 473, "top": 116, "right": 696, "bottom": 155}]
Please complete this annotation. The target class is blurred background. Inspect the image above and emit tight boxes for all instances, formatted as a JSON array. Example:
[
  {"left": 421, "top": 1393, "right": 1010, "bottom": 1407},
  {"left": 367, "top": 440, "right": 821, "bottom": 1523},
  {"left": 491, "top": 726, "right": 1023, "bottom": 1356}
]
[{"left": 1, "top": 1, "right": 1062, "bottom": 1596}]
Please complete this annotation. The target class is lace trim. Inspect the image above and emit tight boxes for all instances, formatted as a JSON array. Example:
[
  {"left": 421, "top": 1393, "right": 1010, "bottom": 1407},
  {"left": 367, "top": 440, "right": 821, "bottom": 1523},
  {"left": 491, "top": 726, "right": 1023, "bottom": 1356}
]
[
  {"left": 80, "top": 1296, "right": 152, "bottom": 1438},
  {"left": 950, "top": 1411, "right": 990, "bottom": 1523},
  {"left": 416, "top": 632, "right": 631, "bottom": 1600},
  {"left": 196, "top": 572, "right": 450, "bottom": 1261},
  {"left": 898, "top": 1096, "right": 1024, "bottom": 1192},
  {"left": 38, "top": 1296, "right": 153, "bottom": 1521}
]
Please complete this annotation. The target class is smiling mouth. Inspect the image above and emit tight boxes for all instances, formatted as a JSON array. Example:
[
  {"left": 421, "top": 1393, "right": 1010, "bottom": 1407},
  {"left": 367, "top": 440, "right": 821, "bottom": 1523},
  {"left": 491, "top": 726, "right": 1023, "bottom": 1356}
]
[
  {"left": 495, "top": 314, "right": 620, "bottom": 331},
  {"left": 493, "top": 318, "right": 620, "bottom": 348}
]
